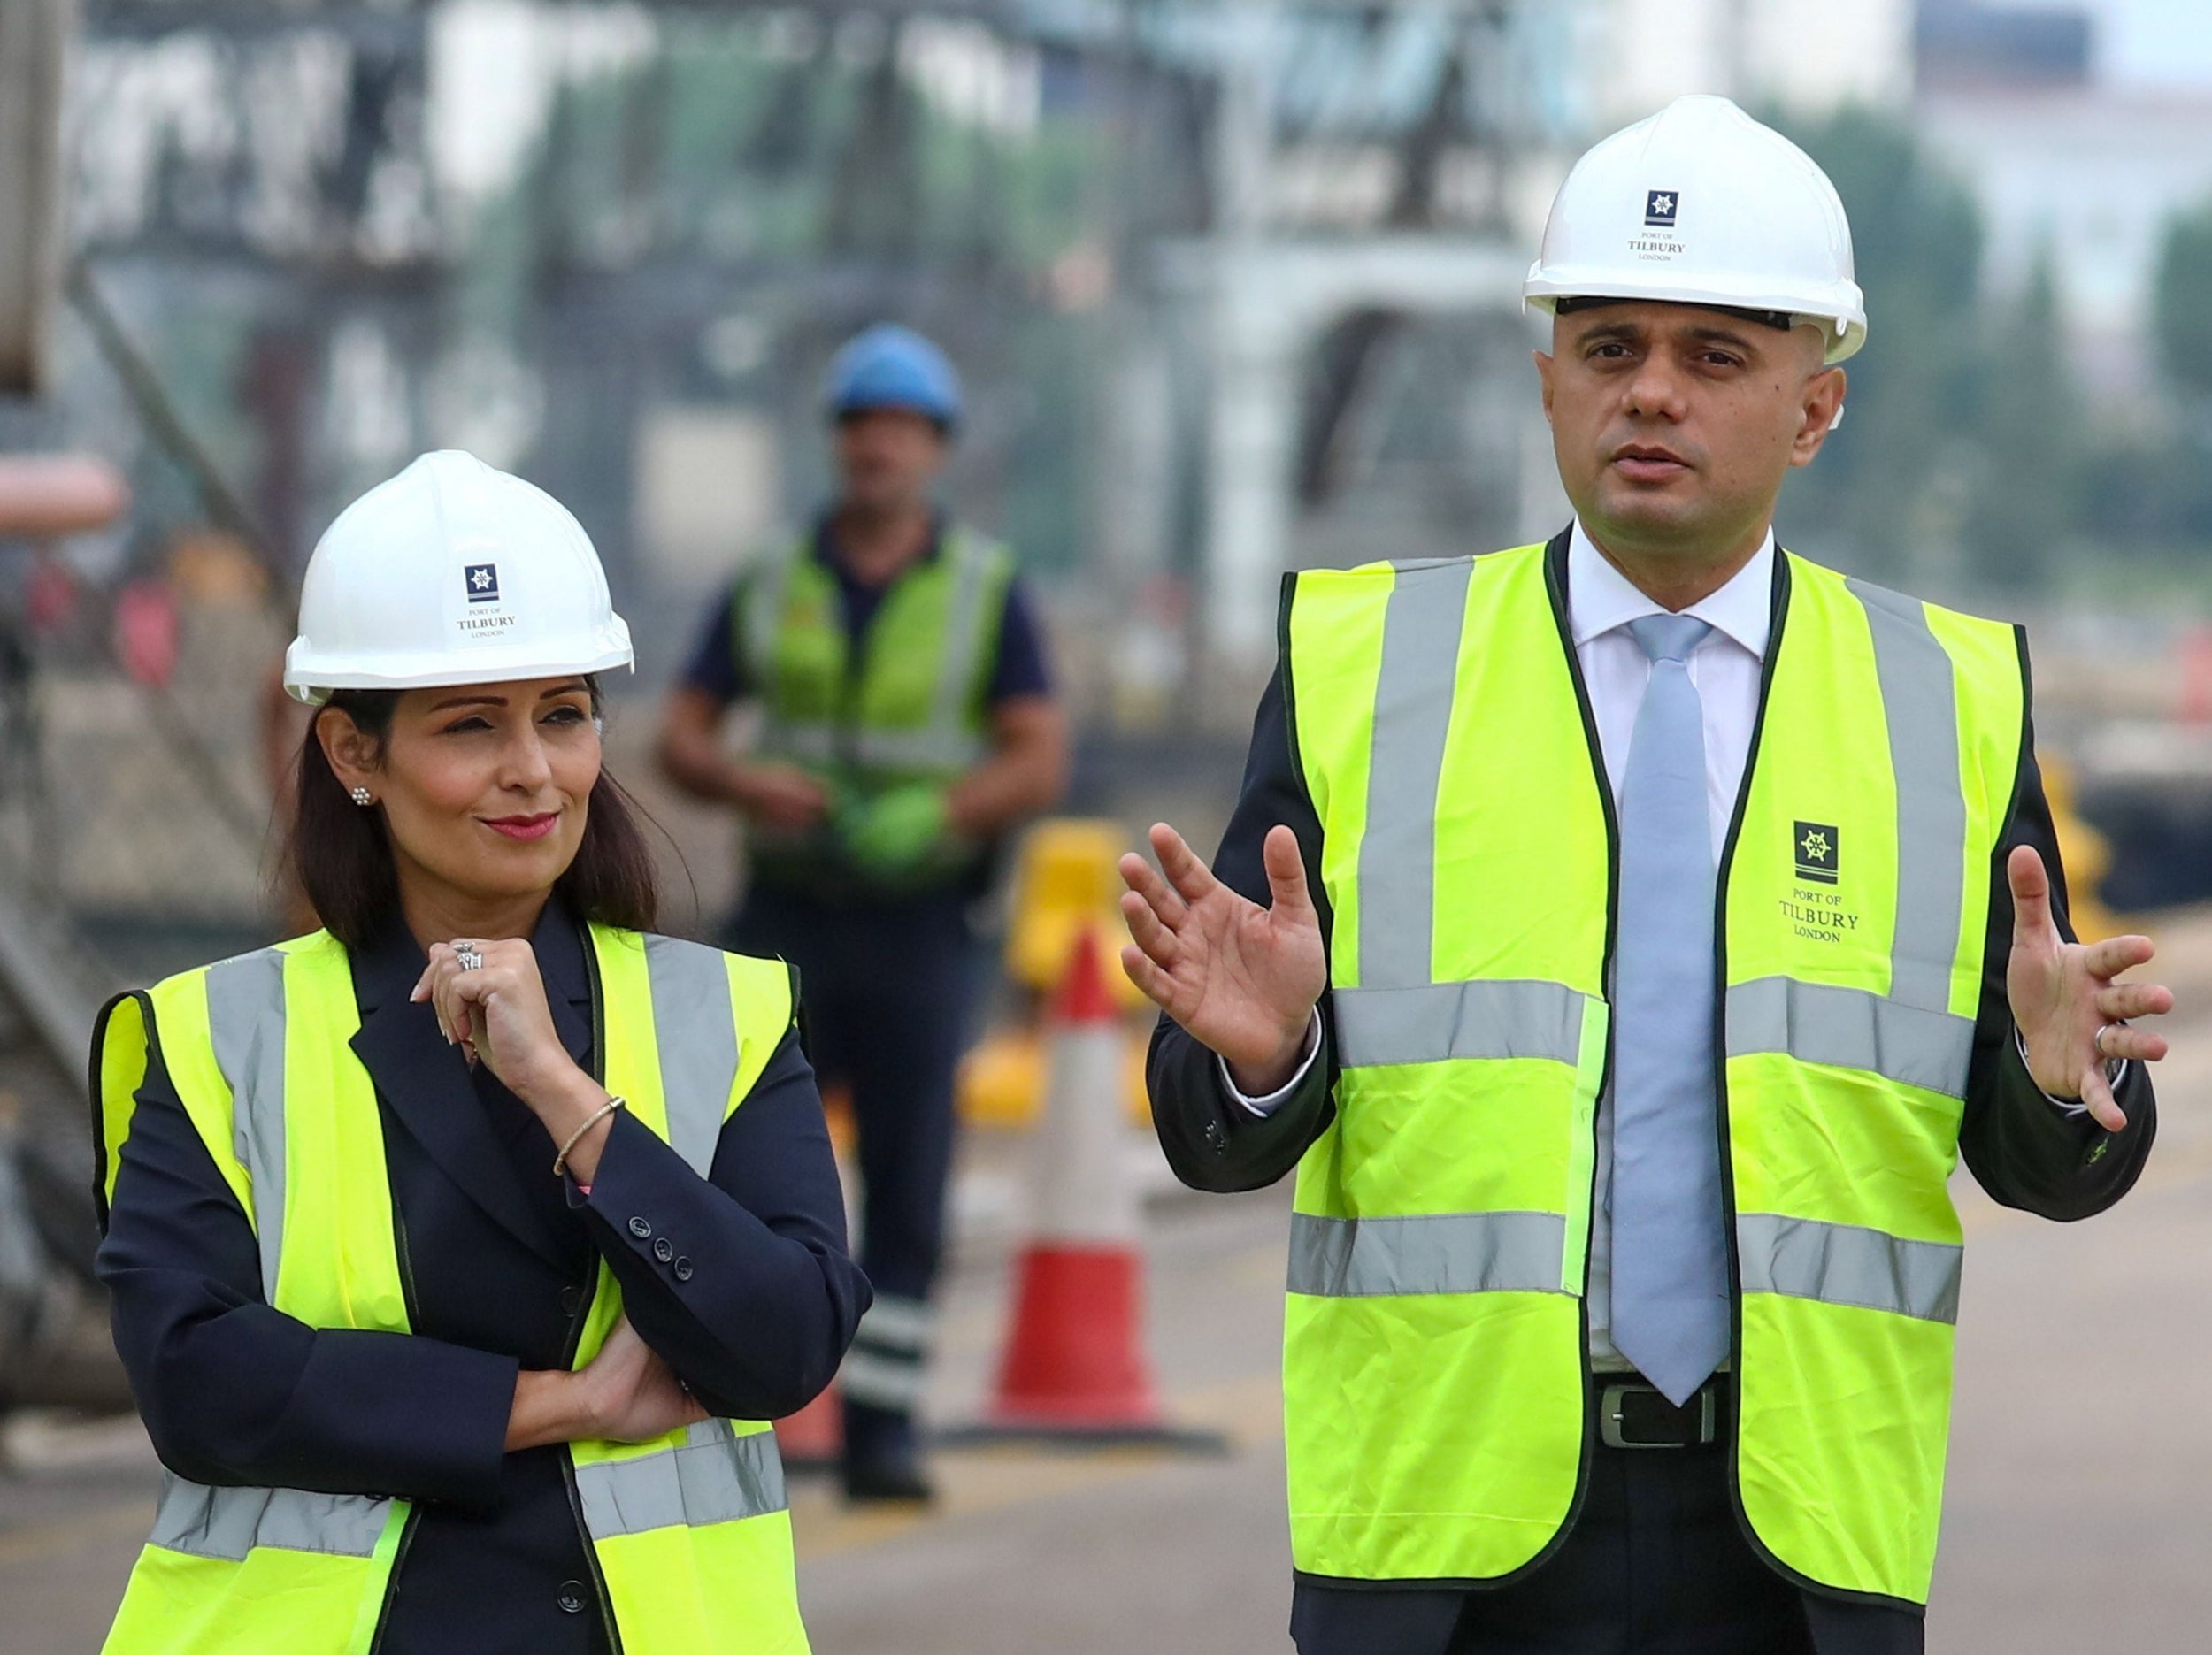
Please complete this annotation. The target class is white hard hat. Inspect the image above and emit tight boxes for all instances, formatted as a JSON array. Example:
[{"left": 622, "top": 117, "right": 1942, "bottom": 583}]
[
  {"left": 1525, "top": 95, "right": 1867, "bottom": 366},
  {"left": 283, "top": 450, "right": 634, "bottom": 705}
]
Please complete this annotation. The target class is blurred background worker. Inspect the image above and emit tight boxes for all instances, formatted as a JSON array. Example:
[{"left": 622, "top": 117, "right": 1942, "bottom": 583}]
[{"left": 657, "top": 323, "right": 1069, "bottom": 1503}]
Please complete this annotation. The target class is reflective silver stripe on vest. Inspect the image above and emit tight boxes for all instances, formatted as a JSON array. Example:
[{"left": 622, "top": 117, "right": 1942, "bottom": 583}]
[
  {"left": 1356, "top": 558, "right": 1476, "bottom": 988},
  {"left": 1737, "top": 1212, "right": 1962, "bottom": 1325},
  {"left": 755, "top": 720, "right": 987, "bottom": 774},
  {"left": 1333, "top": 979, "right": 1586, "bottom": 1070},
  {"left": 150, "top": 1474, "right": 390, "bottom": 1561},
  {"left": 1724, "top": 977, "right": 1975, "bottom": 1100},
  {"left": 642, "top": 935, "right": 741, "bottom": 1176},
  {"left": 1848, "top": 579, "right": 1968, "bottom": 1014},
  {"left": 204, "top": 947, "right": 290, "bottom": 1301},
  {"left": 575, "top": 1420, "right": 788, "bottom": 1539},
  {"left": 1288, "top": 1211, "right": 1570, "bottom": 1298},
  {"left": 928, "top": 534, "right": 992, "bottom": 741}
]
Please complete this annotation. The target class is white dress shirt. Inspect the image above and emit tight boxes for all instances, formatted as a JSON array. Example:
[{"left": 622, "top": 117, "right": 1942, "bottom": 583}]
[{"left": 1226, "top": 522, "right": 2079, "bottom": 1368}]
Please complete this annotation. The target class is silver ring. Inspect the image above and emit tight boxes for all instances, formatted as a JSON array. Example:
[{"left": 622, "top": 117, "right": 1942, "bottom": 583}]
[
  {"left": 454, "top": 942, "right": 484, "bottom": 973},
  {"left": 2093, "top": 1023, "right": 2115, "bottom": 1060}
]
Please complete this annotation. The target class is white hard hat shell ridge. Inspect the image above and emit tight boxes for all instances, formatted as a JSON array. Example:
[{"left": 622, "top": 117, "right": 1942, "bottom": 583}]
[
  {"left": 283, "top": 450, "right": 634, "bottom": 706},
  {"left": 1525, "top": 95, "right": 1867, "bottom": 366}
]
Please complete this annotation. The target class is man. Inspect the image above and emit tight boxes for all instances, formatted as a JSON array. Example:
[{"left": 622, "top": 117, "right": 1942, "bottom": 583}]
[
  {"left": 659, "top": 323, "right": 1068, "bottom": 1502},
  {"left": 1121, "top": 96, "right": 2170, "bottom": 1655}
]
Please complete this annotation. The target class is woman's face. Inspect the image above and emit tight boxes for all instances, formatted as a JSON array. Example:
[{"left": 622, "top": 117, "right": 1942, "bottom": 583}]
[{"left": 321, "top": 676, "right": 601, "bottom": 908}]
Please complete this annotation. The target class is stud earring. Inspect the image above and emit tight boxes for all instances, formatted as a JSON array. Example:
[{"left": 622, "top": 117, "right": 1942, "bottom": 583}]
[{"left": 349, "top": 786, "right": 373, "bottom": 807}]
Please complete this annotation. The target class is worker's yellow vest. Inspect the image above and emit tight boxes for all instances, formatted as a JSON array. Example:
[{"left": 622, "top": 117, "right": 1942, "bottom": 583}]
[
  {"left": 741, "top": 527, "right": 1014, "bottom": 791},
  {"left": 89, "top": 924, "right": 811, "bottom": 1654},
  {"left": 1281, "top": 543, "right": 2025, "bottom": 1608}
]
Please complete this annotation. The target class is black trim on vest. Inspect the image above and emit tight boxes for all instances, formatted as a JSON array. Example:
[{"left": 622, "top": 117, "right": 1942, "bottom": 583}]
[
  {"left": 364, "top": 1506, "right": 423, "bottom": 1655},
  {"left": 563, "top": 929, "right": 626, "bottom": 1654}
]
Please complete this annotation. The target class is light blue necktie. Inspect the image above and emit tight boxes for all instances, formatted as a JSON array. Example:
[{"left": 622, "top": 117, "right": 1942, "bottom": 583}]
[{"left": 1609, "top": 614, "right": 1731, "bottom": 1406}]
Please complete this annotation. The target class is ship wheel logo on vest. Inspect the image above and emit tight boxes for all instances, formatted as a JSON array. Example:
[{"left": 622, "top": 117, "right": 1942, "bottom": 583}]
[{"left": 1793, "top": 821, "right": 1839, "bottom": 885}]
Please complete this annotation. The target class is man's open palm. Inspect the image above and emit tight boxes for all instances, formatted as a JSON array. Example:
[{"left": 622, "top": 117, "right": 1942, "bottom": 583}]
[
  {"left": 2006, "top": 845, "right": 2172, "bottom": 1131},
  {"left": 1119, "top": 823, "right": 1327, "bottom": 1092}
]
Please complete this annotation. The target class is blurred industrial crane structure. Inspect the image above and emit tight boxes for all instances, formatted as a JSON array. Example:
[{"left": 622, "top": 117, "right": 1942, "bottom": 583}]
[{"left": 50, "top": 0, "right": 1591, "bottom": 697}]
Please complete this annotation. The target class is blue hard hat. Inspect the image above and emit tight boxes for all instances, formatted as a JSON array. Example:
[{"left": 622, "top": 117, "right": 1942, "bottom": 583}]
[{"left": 825, "top": 324, "right": 962, "bottom": 428}]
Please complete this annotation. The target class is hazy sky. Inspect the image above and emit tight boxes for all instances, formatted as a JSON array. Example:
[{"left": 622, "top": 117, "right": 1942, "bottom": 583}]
[{"left": 2061, "top": 0, "right": 2212, "bottom": 87}]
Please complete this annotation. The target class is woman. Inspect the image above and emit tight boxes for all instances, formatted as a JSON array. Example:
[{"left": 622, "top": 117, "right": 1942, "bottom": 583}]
[{"left": 90, "top": 450, "right": 867, "bottom": 1655}]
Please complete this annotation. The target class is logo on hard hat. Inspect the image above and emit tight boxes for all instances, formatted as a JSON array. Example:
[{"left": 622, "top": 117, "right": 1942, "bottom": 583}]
[
  {"left": 1645, "top": 189, "right": 1679, "bottom": 228},
  {"left": 465, "top": 563, "right": 501, "bottom": 604}
]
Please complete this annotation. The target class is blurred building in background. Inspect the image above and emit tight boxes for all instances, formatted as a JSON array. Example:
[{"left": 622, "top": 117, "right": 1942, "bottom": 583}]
[{"left": 6, "top": 0, "right": 2212, "bottom": 952}]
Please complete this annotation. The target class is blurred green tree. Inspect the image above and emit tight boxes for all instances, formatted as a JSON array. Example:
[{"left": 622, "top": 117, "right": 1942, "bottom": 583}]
[
  {"left": 2154, "top": 198, "right": 2212, "bottom": 405},
  {"left": 1962, "top": 249, "right": 2078, "bottom": 592},
  {"left": 1772, "top": 108, "right": 1985, "bottom": 582}
]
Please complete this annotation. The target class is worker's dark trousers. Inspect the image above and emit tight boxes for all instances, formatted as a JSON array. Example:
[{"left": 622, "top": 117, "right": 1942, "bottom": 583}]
[
  {"left": 1288, "top": 1424, "right": 1923, "bottom": 1655},
  {"left": 729, "top": 882, "right": 980, "bottom": 1467}
]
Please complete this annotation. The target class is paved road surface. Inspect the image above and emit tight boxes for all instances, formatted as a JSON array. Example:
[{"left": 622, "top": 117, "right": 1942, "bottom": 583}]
[{"left": 4, "top": 1038, "right": 2208, "bottom": 1654}]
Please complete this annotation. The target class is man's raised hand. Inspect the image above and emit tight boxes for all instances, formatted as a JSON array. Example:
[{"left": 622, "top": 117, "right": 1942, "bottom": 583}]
[
  {"left": 1118, "top": 823, "right": 1328, "bottom": 1095},
  {"left": 2005, "top": 845, "right": 2173, "bottom": 1131}
]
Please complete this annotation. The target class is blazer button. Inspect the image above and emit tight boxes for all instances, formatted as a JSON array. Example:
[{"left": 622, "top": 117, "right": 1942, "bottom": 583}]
[
  {"left": 653, "top": 1237, "right": 674, "bottom": 1262},
  {"left": 672, "top": 1257, "right": 695, "bottom": 1283},
  {"left": 556, "top": 1581, "right": 588, "bottom": 1615},
  {"left": 559, "top": 1285, "right": 581, "bottom": 1316},
  {"left": 627, "top": 1216, "right": 652, "bottom": 1238}
]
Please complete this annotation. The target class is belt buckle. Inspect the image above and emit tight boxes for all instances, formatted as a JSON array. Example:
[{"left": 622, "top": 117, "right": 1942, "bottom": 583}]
[{"left": 1600, "top": 1381, "right": 1717, "bottom": 1449}]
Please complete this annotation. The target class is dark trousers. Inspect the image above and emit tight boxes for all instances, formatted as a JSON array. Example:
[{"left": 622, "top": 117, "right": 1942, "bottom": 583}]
[
  {"left": 728, "top": 883, "right": 979, "bottom": 1460},
  {"left": 1289, "top": 1434, "right": 1924, "bottom": 1655}
]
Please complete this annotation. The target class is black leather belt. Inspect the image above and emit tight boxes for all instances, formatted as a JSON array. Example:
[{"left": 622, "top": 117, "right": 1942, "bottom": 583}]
[{"left": 1598, "top": 1378, "right": 1727, "bottom": 1449}]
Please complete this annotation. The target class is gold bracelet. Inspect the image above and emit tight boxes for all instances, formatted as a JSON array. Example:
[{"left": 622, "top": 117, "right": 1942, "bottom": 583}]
[{"left": 553, "top": 1094, "right": 626, "bottom": 1179}]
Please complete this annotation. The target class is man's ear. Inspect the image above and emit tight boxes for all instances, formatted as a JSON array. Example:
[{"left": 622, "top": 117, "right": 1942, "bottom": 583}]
[
  {"left": 1534, "top": 349, "right": 1555, "bottom": 425},
  {"left": 1790, "top": 366, "right": 1847, "bottom": 467}
]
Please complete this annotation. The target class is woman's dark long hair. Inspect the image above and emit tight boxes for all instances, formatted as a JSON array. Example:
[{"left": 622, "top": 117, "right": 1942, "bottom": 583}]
[{"left": 287, "top": 679, "right": 658, "bottom": 950}]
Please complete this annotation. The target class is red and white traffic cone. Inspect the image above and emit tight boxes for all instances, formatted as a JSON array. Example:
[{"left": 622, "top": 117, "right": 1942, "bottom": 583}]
[{"left": 953, "top": 929, "right": 1220, "bottom": 1447}]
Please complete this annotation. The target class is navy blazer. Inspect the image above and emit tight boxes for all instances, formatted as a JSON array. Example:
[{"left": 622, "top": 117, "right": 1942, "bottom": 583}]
[{"left": 96, "top": 901, "right": 868, "bottom": 1655}]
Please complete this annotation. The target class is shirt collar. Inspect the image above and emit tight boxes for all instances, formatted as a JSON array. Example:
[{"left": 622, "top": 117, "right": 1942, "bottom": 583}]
[{"left": 1566, "top": 520, "right": 1775, "bottom": 661}]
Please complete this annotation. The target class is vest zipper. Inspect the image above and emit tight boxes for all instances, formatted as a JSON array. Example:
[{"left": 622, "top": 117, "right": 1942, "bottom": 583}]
[{"left": 362, "top": 1506, "right": 422, "bottom": 1655}]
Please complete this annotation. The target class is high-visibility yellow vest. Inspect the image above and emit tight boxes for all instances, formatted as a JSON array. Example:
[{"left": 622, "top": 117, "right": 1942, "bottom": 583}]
[
  {"left": 741, "top": 527, "right": 1013, "bottom": 789},
  {"left": 737, "top": 527, "right": 1014, "bottom": 892},
  {"left": 90, "top": 924, "right": 811, "bottom": 1655},
  {"left": 1280, "top": 542, "right": 2024, "bottom": 1608}
]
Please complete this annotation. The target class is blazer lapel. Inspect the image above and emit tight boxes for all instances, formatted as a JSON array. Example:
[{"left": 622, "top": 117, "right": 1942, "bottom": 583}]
[{"left": 348, "top": 931, "right": 569, "bottom": 1269}]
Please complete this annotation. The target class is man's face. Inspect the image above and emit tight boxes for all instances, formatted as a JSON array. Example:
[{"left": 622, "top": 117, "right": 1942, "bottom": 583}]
[
  {"left": 833, "top": 407, "right": 949, "bottom": 515},
  {"left": 1534, "top": 302, "right": 1846, "bottom": 560}
]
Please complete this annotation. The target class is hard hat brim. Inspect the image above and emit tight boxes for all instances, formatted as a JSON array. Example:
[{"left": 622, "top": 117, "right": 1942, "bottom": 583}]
[
  {"left": 1525, "top": 268, "right": 1867, "bottom": 365},
  {"left": 283, "top": 637, "right": 635, "bottom": 707}
]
